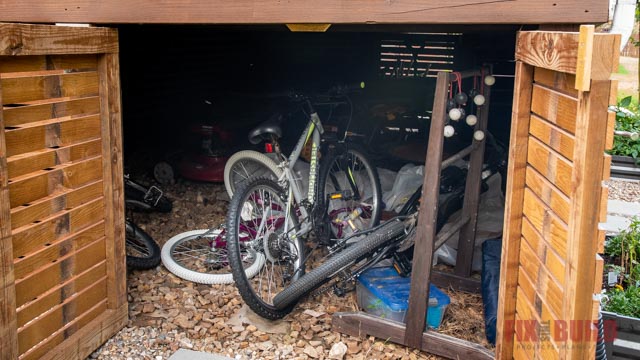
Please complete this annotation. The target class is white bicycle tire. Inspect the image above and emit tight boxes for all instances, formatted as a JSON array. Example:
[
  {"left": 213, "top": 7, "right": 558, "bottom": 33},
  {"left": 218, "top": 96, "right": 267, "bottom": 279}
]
[
  {"left": 161, "top": 229, "right": 265, "bottom": 284},
  {"left": 224, "top": 150, "right": 282, "bottom": 198}
]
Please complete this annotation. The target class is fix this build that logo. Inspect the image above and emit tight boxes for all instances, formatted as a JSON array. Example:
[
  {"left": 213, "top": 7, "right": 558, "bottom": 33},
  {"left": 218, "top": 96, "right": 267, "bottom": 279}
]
[{"left": 503, "top": 319, "right": 617, "bottom": 350}]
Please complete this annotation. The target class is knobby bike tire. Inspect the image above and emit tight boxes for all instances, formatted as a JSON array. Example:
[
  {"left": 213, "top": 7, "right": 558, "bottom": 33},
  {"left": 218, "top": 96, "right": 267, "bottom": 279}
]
[
  {"left": 317, "top": 146, "right": 382, "bottom": 238},
  {"left": 223, "top": 150, "right": 282, "bottom": 198},
  {"left": 161, "top": 229, "right": 266, "bottom": 285},
  {"left": 126, "top": 221, "right": 161, "bottom": 270},
  {"left": 226, "top": 177, "right": 304, "bottom": 320},
  {"left": 272, "top": 219, "right": 405, "bottom": 310}
]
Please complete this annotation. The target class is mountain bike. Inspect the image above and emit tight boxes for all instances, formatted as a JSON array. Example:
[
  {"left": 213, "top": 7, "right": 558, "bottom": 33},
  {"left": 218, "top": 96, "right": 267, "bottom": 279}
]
[
  {"left": 229, "top": 129, "right": 507, "bottom": 319},
  {"left": 225, "top": 84, "right": 383, "bottom": 319},
  {"left": 161, "top": 84, "right": 381, "bottom": 285}
]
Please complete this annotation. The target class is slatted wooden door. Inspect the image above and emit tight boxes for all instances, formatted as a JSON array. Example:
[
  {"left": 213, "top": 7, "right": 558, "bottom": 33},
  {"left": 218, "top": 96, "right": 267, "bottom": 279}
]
[
  {"left": 0, "top": 23, "right": 127, "bottom": 359},
  {"left": 495, "top": 25, "right": 620, "bottom": 360}
]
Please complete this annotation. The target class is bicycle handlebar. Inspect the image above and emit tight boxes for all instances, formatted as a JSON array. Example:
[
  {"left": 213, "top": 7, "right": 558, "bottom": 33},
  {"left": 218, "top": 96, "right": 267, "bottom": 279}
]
[
  {"left": 284, "top": 82, "right": 366, "bottom": 101},
  {"left": 327, "top": 82, "right": 366, "bottom": 96}
]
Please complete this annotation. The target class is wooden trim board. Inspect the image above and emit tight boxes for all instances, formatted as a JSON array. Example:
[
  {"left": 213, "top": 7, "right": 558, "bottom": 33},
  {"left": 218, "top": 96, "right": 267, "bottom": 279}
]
[
  {"left": 0, "top": 62, "right": 19, "bottom": 360},
  {"left": 0, "top": 23, "right": 118, "bottom": 56},
  {"left": 0, "top": 0, "right": 607, "bottom": 24}
]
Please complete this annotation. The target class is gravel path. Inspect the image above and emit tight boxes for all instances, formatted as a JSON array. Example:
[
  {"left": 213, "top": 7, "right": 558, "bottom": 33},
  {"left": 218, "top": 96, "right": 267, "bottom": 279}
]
[{"left": 606, "top": 179, "right": 640, "bottom": 203}]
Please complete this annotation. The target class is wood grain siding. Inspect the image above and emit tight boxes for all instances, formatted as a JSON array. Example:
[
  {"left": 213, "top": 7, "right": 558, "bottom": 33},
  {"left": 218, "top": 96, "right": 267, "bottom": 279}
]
[
  {"left": 0, "top": 24, "right": 118, "bottom": 55},
  {"left": 497, "top": 26, "right": 620, "bottom": 359},
  {"left": 0, "top": 23, "right": 126, "bottom": 359},
  {"left": 0, "top": 51, "right": 19, "bottom": 360},
  {"left": 0, "top": 0, "right": 607, "bottom": 24}
]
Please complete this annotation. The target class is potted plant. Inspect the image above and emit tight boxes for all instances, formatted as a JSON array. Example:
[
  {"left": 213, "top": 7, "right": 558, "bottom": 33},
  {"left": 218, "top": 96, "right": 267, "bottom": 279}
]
[
  {"left": 609, "top": 96, "right": 640, "bottom": 179},
  {"left": 601, "top": 217, "right": 640, "bottom": 358}
]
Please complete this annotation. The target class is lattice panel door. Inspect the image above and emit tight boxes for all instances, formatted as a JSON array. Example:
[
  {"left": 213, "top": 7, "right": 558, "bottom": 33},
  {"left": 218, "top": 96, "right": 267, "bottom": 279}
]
[
  {"left": 0, "top": 23, "right": 127, "bottom": 359},
  {"left": 496, "top": 26, "right": 620, "bottom": 359}
]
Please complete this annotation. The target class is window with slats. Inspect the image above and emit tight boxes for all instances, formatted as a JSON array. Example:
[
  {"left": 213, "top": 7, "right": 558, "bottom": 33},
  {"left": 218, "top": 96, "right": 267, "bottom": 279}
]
[{"left": 379, "top": 34, "right": 459, "bottom": 79}]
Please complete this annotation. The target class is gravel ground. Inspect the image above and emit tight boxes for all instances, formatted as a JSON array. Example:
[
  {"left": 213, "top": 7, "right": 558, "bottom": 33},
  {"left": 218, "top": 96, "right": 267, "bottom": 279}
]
[
  {"left": 606, "top": 178, "right": 640, "bottom": 203},
  {"left": 90, "top": 175, "right": 490, "bottom": 360}
]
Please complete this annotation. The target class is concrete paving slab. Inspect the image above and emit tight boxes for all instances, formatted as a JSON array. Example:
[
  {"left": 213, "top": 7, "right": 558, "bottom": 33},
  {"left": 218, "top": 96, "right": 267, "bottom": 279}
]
[
  {"left": 607, "top": 200, "right": 640, "bottom": 218},
  {"left": 169, "top": 349, "right": 234, "bottom": 360},
  {"left": 601, "top": 215, "right": 633, "bottom": 234}
]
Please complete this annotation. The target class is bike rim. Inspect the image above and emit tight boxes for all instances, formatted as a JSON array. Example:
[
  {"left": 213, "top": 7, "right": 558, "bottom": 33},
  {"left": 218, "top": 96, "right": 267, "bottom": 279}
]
[
  {"left": 230, "top": 159, "right": 279, "bottom": 193},
  {"left": 324, "top": 151, "right": 379, "bottom": 238},
  {"left": 235, "top": 184, "right": 302, "bottom": 306}
]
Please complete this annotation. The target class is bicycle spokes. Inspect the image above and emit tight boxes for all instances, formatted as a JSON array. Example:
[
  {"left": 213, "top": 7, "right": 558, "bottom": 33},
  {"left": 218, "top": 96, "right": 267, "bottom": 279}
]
[{"left": 234, "top": 184, "right": 301, "bottom": 305}]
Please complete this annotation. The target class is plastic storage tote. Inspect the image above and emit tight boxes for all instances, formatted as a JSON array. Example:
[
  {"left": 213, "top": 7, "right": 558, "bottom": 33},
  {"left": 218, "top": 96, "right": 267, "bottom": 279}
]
[{"left": 356, "top": 267, "right": 450, "bottom": 329}]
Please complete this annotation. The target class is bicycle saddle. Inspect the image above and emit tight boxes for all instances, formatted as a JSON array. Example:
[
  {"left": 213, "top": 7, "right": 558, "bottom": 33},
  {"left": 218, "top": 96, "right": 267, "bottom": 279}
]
[{"left": 248, "top": 114, "right": 283, "bottom": 144}]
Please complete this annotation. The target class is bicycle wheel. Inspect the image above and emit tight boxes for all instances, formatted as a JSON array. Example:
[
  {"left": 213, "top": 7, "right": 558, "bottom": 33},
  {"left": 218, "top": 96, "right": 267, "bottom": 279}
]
[
  {"left": 273, "top": 219, "right": 406, "bottom": 310},
  {"left": 224, "top": 150, "right": 282, "bottom": 198},
  {"left": 126, "top": 221, "right": 161, "bottom": 270},
  {"left": 226, "top": 177, "right": 305, "bottom": 320},
  {"left": 318, "top": 146, "right": 382, "bottom": 240},
  {"left": 161, "top": 228, "right": 266, "bottom": 284}
]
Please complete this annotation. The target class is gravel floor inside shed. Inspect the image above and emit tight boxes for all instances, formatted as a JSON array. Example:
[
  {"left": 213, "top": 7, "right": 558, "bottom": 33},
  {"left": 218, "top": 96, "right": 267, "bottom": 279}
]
[
  {"left": 91, "top": 171, "right": 640, "bottom": 359},
  {"left": 90, "top": 174, "right": 494, "bottom": 360}
]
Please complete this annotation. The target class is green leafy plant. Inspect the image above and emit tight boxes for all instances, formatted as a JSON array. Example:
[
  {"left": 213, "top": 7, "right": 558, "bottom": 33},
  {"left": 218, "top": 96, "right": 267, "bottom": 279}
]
[
  {"left": 603, "top": 217, "right": 640, "bottom": 317},
  {"left": 603, "top": 286, "right": 640, "bottom": 318},
  {"left": 605, "top": 217, "right": 640, "bottom": 286},
  {"left": 609, "top": 96, "right": 640, "bottom": 161}
]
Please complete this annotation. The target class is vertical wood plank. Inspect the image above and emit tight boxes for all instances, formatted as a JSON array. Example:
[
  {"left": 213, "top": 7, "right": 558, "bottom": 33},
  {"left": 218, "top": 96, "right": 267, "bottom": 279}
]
[
  {"left": 455, "top": 71, "right": 491, "bottom": 277},
  {"left": 98, "top": 51, "right": 126, "bottom": 311},
  {"left": 404, "top": 71, "right": 449, "bottom": 348},
  {"left": 0, "top": 66, "right": 19, "bottom": 360},
  {"left": 565, "top": 79, "right": 612, "bottom": 359},
  {"left": 496, "top": 61, "right": 534, "bottom": 360},
  {"left": 574, "top": 25, "right": 594, "bottom": 91}
]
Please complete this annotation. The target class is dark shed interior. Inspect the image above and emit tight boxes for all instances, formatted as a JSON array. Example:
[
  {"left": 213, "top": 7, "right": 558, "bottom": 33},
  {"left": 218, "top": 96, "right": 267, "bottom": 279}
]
[{"left": 116, "top": 25, "right": 519, "bottom": 171}]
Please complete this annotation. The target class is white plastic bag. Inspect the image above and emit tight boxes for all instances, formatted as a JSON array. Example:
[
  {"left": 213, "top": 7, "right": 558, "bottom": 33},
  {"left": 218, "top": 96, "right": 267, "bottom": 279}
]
[{"left": 383, "top": 164, "right": 424, "bottom": 212}]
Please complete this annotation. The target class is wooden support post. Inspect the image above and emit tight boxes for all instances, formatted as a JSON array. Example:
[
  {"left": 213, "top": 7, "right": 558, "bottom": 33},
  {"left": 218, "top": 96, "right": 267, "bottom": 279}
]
[
  {"left": 332, "top": 69, "right": 493, "bottom": 359},
  {"left": 404, "top": 71, "right": 450, "bottom": 348},
  {"left": 495, "top": 61, "right": 534, "bottom": 360},
  {"left": 565, "top": 78, "right": 614, "bottom": 358},
  {"left": 98, "top": 52, "right": 127, "bottom": 311},
  {"left": 455, "top": 72, "right": 491, "bottom": 278},
  {"left": 0, "top": 70, "right": 19, "bottom": 360}
]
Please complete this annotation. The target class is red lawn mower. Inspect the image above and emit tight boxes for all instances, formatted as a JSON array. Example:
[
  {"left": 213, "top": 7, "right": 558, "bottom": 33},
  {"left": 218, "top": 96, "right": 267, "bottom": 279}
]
[{"left": 153, "top": 121, "right": 236, "bottom": 184}]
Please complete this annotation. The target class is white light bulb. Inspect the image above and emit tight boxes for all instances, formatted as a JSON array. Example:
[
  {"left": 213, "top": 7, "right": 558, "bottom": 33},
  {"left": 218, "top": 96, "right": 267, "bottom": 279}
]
[
  {"left": 484, "top": 75, "right": 496, "bottom": 86},
  {"left": 466, "top": 114, "right": 478, "bottom": 126},
  {"left": 474, "top": 130, "right": 485, "bottom": 141},
  {"left": 631, "top": 132, "right": 640, "bottom": 141},
  {"left": 448, "top": 108, "right": 462, "bottom": 121},
  {"left": 444, "top": 125, "right": 455, "bottom": 138},
  {"left": 473, "top": 94, "right": 485, "bottom": 106}
]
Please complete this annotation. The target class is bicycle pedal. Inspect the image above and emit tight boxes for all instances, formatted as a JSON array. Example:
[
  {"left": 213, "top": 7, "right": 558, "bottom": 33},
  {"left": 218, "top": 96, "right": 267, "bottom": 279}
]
[
  {"left": 144, "top": 186, "right": 164, "bottom": 206},
  {"left": 392, "top": 252, "right": 412, "bottom": 277},
  {"left": 328, "top": 190, "right": 353, "bottom": 200}
]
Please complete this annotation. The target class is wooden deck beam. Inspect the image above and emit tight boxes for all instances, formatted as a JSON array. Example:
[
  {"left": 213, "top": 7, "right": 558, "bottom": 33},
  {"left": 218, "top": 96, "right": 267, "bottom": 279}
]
[{"left": 0, "top": 1, "right": 607, "bottom": 25}]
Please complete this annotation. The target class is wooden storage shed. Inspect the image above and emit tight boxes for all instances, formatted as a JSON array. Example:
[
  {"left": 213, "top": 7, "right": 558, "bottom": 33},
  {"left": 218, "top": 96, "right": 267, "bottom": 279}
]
[{"left": 0, "top": 1, "right": 621, "bottom": 359}]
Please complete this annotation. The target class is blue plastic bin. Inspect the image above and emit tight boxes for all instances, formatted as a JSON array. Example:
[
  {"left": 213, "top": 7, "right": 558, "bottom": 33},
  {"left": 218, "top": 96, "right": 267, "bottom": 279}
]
[{"left": 356, "top": 267, "right": 450, "bottom": 329}]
